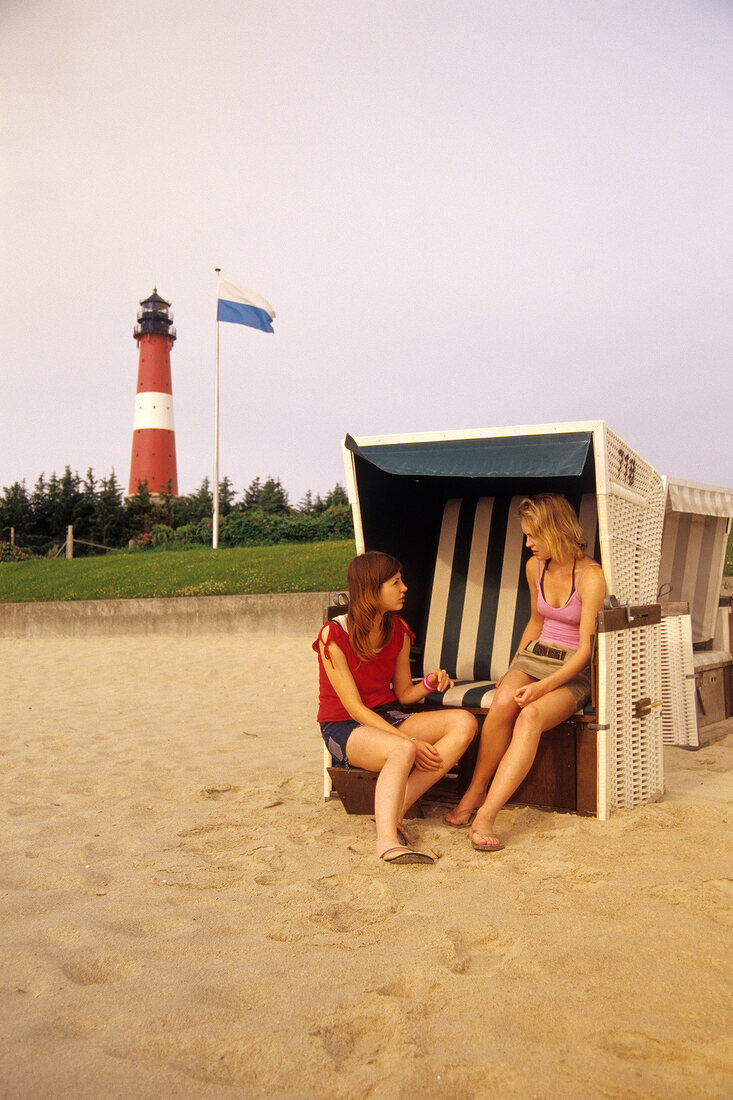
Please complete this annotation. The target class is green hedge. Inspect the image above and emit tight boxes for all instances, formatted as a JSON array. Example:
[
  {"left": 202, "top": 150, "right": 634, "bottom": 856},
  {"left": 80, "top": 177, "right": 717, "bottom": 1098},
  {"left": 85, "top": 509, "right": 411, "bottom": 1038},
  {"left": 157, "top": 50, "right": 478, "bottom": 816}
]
[
  {"left": 137, "top": 506, "right": 354, "bottom": 550},
  {"left": 0, "top": 541, "right": 42, "bottom": 563}
]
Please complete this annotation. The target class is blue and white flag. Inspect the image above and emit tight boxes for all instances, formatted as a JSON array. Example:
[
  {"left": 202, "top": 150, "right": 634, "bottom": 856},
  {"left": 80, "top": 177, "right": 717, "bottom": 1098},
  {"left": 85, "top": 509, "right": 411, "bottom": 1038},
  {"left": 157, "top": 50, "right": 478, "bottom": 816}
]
[{"left": 216, "top": 277, "right": 275, "bottom": 333}]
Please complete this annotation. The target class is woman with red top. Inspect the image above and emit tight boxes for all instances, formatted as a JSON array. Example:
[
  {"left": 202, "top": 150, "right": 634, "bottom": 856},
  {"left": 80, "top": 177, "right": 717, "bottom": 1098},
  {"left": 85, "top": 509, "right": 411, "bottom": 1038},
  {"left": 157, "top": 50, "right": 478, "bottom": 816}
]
[
  {"left": 316, "top": 551, "right": 477, "bottom": 865},
  {"left": 445, "top": 494, "right": 606, "bottom": 853}
]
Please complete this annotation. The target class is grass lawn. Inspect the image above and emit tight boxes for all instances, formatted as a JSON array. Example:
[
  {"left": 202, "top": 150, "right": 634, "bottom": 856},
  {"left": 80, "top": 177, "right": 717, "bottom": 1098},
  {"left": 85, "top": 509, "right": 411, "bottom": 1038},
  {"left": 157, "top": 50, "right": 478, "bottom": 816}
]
[{"left": 0, "top": 541, "right": 355, "bottom": 603}]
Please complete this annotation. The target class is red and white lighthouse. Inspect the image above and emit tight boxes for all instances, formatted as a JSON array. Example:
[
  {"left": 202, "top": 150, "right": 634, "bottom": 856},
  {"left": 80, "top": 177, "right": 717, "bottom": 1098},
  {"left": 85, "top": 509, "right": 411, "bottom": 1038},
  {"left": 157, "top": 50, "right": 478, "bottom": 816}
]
[{"left": 128, "top": 289, "right": 178, "bottom": 497}]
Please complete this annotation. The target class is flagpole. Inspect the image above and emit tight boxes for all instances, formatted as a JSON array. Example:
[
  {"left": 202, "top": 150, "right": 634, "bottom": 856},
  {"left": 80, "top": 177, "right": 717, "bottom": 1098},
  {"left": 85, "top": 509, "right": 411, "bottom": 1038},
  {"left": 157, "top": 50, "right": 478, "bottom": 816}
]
[{"left": 213, "top": 267, "right": 221, "bottom": 549}]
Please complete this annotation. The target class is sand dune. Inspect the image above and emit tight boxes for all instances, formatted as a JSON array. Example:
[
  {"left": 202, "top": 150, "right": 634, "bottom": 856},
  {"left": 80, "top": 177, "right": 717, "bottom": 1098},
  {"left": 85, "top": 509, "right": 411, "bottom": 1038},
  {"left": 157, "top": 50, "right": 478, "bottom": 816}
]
[{"left": 1, "top": 635, "right": 731, "bottom": 1098}]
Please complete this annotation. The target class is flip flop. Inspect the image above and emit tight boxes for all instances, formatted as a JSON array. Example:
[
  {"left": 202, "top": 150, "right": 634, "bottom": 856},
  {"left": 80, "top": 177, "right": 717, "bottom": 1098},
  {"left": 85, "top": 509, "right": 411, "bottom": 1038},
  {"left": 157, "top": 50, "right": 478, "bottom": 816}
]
[
  {"left": 444, "top": 807, "right": 478, "bottom": 829},
  {"left": 471, "top": 831, "right": 504, "bottom": 853},
  {"left": 379, "top": 846, "right": 435, "bottom": 865}
]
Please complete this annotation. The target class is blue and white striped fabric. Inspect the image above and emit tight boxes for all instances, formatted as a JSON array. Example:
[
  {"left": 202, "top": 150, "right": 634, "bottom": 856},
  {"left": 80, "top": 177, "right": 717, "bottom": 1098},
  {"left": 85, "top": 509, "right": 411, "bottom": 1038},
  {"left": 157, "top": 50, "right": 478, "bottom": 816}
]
[
  {"left": 420, "top": 493, "right": 599, "bottom": 709},
  {"left": 217, "top": 277, "right": 275, "bottom": 333}
]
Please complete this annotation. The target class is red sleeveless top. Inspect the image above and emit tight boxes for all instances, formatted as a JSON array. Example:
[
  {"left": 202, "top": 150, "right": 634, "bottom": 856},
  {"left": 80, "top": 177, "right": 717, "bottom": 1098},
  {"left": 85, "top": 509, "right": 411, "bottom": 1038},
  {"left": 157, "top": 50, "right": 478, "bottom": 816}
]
[{"left": 313, "top": 615, "right": 415, "bottom": 722}]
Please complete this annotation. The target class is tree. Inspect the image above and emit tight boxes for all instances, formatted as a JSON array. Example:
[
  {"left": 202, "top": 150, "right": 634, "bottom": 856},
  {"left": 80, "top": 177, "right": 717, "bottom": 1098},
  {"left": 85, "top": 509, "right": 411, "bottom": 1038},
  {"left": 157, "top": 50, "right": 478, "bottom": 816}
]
[
  {"left": 257, "top": 477, "right": 289, "bottom": 515},
  {"left": 241, "top": 476, "right": 262, "bottom": 512},
  {"left": 96, "top": 472, "right": 128, "bottom": 547},
  {"left": 218, "top": 476, "right": 235, "bottom": 517},
  {"left": 240, "top": 476, "right": 289, "bottom": 515},
  {"left": 298, "top": 489, "right": 314, "bottom": 515},
  {"left": 153, "top": 482, "right": 177, "bottom": 529},
  {"left": 185, "top": 477, "right": 213, "bottom": 524},
  {"left": 309, "top": 481, "right": 349, "bottom": 515},
  {"left": 75, "top": 469, "right": 97, "bottom": 538},
  {"left": 29, "top": 473, "right": 52, "bottom": 539},
  {"left": 323, "top": 482, "right": 348, "bottom": 509},
  {"left": 125, "top": 480, "right": 154, "bottom": 537},
  {"left": 67, "top": 468, "right": 98, "bottom": 553},
  {"left": 0, "top": 481, "right": 31, "bottom": 541},
  {"left": 58, "top": 467, "right": 83, "bottom": 530}
]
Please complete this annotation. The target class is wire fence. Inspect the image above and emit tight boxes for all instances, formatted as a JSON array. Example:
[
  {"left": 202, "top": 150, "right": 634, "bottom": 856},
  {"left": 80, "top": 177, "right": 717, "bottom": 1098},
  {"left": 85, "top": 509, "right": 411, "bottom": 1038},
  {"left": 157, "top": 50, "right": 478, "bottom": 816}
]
[{"left": 2, "top": 527, "right": 120, "bottom": 559}]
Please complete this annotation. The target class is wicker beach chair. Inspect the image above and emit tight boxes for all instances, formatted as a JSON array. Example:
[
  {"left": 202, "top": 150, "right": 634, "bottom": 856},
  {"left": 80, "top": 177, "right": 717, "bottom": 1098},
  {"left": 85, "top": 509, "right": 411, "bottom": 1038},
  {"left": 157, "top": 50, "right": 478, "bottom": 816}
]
[
  {"left": 658, "top": 478, "right": 733, "bottom": 747},
  {"left": 324, "top": 421, "right": 667, "bottom": 820}
]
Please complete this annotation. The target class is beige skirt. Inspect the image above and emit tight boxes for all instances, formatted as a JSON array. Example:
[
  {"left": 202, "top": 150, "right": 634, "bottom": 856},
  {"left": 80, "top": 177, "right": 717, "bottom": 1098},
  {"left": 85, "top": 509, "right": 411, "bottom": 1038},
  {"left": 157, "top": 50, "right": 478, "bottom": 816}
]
[{"left": 511, "top": 640, "right": 592, "bottom": 708}]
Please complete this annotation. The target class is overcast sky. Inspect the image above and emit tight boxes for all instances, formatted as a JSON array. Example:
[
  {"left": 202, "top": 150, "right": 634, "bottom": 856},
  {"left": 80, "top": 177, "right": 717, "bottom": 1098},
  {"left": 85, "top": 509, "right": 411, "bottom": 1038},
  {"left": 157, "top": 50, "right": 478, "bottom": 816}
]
[{"left": 2, "top": 0, "right": 731, "bottom": 507}]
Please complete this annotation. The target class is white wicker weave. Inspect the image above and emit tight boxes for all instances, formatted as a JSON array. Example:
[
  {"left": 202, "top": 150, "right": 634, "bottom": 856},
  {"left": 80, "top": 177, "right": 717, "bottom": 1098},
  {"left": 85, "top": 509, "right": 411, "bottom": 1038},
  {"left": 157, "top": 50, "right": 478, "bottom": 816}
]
[
  {"left": 659, "top": 613, "right": 699, "bottom": 749},
  {"left": 597, "top": 621, "right": 664, "bottom": 819},
  {"left": 596, "top": 426, "right": 667, "bottom": 603}
]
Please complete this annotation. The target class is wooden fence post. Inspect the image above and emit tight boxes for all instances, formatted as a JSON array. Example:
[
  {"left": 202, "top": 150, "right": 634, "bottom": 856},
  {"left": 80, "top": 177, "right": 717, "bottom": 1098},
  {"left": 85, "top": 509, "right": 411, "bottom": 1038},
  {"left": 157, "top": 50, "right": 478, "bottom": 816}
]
[
  {"left": 10, "top": 527, "right": 14, "bottom": 547},
  {"left": 66, "top": 525, "right": 73, "bottom": 559}
]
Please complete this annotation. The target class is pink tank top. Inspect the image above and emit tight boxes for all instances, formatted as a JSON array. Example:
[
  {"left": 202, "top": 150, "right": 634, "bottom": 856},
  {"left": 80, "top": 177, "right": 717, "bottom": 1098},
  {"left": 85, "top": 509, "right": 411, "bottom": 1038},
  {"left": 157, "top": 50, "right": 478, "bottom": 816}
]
[{"left": 536, "top": 561, "right": 598, "bottom": 650}]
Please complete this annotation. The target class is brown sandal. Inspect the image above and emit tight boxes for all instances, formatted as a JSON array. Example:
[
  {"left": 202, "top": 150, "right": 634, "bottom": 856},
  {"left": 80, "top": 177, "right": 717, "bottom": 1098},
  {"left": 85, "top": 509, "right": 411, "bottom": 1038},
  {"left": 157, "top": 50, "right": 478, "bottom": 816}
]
[
  {"left": 379, "top": 846, "right": 434, "bottom": 865},
  {"left": 470, "top": 831, "right": 504, "bottom": 853}
]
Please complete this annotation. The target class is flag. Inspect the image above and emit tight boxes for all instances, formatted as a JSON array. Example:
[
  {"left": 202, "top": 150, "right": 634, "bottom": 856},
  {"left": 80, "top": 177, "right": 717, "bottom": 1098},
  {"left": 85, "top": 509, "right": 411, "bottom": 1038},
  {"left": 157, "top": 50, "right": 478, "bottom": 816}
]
[{"left": 216, "top": 277, "right": 275, "bottom": 333}]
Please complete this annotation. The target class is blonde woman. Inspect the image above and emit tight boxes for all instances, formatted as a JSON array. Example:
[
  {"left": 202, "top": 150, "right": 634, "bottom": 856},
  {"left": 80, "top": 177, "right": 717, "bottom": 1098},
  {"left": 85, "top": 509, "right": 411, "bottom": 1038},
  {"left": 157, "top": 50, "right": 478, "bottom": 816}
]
[
  {"left": 316, "top": 551, "right": 476, "bottom": 865},
  {"left": 445, "top": 494, "right": 606, "bottom": 852}
]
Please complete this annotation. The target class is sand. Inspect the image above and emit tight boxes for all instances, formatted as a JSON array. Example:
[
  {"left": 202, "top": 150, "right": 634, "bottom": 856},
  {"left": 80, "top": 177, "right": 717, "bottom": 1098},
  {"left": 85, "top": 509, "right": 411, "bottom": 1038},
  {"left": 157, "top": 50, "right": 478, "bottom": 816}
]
[{"left": 1, "top": 634, "right": 731, "bottom": 1099}]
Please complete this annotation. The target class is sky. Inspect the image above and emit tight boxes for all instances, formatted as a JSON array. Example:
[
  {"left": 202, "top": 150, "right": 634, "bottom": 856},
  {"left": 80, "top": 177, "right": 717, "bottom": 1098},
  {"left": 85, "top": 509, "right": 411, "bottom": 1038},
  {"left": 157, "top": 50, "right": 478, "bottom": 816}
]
[{"left": 2, "top": 0, "right": 732, "bottom": 508}]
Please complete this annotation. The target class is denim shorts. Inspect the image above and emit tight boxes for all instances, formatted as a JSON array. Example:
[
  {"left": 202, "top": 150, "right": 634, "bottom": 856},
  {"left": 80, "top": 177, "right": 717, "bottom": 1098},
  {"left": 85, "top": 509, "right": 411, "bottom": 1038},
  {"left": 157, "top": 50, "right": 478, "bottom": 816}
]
[{"left": 320, "top": 702, "right": 413, "bottom": 768}]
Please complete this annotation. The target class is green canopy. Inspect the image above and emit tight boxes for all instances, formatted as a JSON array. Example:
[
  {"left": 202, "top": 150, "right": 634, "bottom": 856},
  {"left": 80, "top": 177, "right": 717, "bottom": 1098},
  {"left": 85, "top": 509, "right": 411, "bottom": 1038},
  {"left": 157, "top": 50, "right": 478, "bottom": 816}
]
[{"left": 345, "top": 431, "right": 593, "bottom": 480}]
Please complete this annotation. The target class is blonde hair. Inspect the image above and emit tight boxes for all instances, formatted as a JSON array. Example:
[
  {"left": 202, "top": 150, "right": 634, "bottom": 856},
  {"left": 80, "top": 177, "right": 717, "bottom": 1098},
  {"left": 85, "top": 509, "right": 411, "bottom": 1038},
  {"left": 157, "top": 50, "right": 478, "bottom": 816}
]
[
  {"left": 346, "top": 551, "right": 403, "bottom": 662},
  {"left": 517, "top": 494, "right": 586, "bottom": 562}
]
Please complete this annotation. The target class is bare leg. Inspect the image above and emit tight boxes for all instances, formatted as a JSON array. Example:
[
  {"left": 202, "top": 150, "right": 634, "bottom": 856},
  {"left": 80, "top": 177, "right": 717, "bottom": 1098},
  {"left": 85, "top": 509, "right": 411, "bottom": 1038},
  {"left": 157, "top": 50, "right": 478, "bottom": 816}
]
[
  {"left": 445, "top": 671, "right": 532, "bottom": 825},
  {"left": 345, "top": 726, "right": 417, "bottom": 857},
  {"left": 396, "top": 709, "right": 477, "bottom": 814},
  {"left": 471, "top": 688, "right": 578, "bottom": 850}
]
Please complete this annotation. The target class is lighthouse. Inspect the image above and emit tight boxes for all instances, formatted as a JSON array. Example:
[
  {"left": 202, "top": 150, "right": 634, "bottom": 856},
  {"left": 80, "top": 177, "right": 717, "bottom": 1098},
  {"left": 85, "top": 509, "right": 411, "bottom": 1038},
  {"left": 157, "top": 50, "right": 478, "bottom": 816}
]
[{"left": 128, "top": 289, "right": 178, "bottom": 497}]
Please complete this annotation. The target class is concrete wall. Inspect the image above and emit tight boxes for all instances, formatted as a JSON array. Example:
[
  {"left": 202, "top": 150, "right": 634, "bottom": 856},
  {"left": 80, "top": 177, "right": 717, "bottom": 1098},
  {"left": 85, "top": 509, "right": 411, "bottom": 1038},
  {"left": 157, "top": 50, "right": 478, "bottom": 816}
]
[{"left": 0, "top": 592, "right": 332, "bottom": 637}]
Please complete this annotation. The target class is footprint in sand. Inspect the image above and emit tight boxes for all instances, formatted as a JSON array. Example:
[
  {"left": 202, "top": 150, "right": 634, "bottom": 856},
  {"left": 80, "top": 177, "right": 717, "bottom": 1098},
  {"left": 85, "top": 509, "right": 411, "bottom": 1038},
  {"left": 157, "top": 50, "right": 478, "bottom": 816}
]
[
  {"left": 262, "top": 873, "right": 402, "bottom": 944},
  {"left": 104, "top": 1031, "right": 273, "bottom": 1090},
  {"left": 307, "top": 873, "right": 401, "bottom": 933},
  {"left": 58, "top": 954, "right": 136, "bottom": 986},
  {"left": 593, "top": 1027, "right": 700, "bottom": 1067},
  {"left": 442, "top": 926, "right": 523, "bottom": 976},
  {"left": 199, "top": 784, "right": 241, "bottom": 800},
  {"left": 647, "top": 876, "right": 733, "bottom": 928},
  {"left": 374, "top": 974, "right": 438, "bottom": 1001},
  {"left": 250, "top": 846, "right": 286, "bottom": 872},
  {"left": 177, "top": 821, "right": 240, "bottom": 837},
  {"left": 310, "top": 995, "right": 411, "bottom": 1071}
]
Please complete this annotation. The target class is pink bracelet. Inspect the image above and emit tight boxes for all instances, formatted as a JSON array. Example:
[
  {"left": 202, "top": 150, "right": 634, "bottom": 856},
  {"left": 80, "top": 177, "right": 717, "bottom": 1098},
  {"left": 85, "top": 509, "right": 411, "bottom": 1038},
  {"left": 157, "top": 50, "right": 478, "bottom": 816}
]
[{"left": 422, "top": 674, "right": 434, "bottom": 690}]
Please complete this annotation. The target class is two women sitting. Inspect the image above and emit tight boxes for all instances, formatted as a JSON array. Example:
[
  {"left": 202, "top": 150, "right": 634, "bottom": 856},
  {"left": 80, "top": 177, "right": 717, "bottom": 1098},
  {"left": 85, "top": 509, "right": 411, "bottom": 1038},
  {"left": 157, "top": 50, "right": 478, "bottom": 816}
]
[{"left": 315, "top": 494, "right": 605, "bottom": 863}]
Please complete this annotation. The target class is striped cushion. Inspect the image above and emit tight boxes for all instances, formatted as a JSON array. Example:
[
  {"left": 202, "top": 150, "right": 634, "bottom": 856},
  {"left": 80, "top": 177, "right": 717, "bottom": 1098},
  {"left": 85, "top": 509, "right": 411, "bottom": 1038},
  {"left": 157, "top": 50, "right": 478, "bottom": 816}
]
[{"left": 421, "top": 493, "right": 598, "bottom": 709}]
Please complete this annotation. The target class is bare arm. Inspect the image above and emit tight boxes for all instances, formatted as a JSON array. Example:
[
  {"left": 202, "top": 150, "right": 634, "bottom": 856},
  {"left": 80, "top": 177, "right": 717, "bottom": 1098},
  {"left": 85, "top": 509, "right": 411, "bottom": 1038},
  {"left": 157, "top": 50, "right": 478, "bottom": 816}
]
[
  {"left": 319, "top": 628, "right": 451, "bottom": 770},
  {"left": 318, "top": 624, "right": 451, "bottom": 732},
  {"left": 391, "top": 633, "right": 454, "bottom": 704},
  {"left": 318, "top": 630, "right": 401, "bottom": 736}
]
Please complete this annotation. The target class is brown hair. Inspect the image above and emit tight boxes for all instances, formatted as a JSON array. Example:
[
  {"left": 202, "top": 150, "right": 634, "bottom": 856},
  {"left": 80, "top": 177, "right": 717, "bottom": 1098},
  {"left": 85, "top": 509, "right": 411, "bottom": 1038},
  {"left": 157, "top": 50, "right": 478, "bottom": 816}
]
[
  {"left": 346, "top": 551, "right": 403, "bottom": 662},
  {"left": 517, "top": 494, "right": 586, "bottom": 562}
]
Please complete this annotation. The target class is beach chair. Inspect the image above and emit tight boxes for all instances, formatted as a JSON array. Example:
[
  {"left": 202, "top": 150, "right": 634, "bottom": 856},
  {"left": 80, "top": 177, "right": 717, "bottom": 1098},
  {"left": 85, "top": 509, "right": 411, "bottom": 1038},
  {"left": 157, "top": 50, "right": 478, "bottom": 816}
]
[
  {"left": 658, "top": 478, "right": 733, "bottom": 746},
  {"left": 324, "top": 421, "right": 667, "bottom": 820}
]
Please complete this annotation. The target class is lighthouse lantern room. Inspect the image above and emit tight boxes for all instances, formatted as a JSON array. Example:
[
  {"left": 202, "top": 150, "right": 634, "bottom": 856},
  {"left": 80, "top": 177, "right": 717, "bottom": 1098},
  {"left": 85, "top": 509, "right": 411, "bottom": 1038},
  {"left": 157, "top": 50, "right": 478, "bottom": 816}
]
[{"left": 128, "top": 289, "right": 179, "bottom": 498}]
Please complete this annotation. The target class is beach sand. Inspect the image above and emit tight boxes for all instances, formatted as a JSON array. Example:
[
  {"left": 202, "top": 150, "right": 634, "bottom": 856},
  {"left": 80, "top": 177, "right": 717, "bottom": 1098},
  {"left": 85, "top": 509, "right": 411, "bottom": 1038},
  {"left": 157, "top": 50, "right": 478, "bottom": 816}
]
[{"left": 1, "top": 635, "right": 731, "bottom": 1099}]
